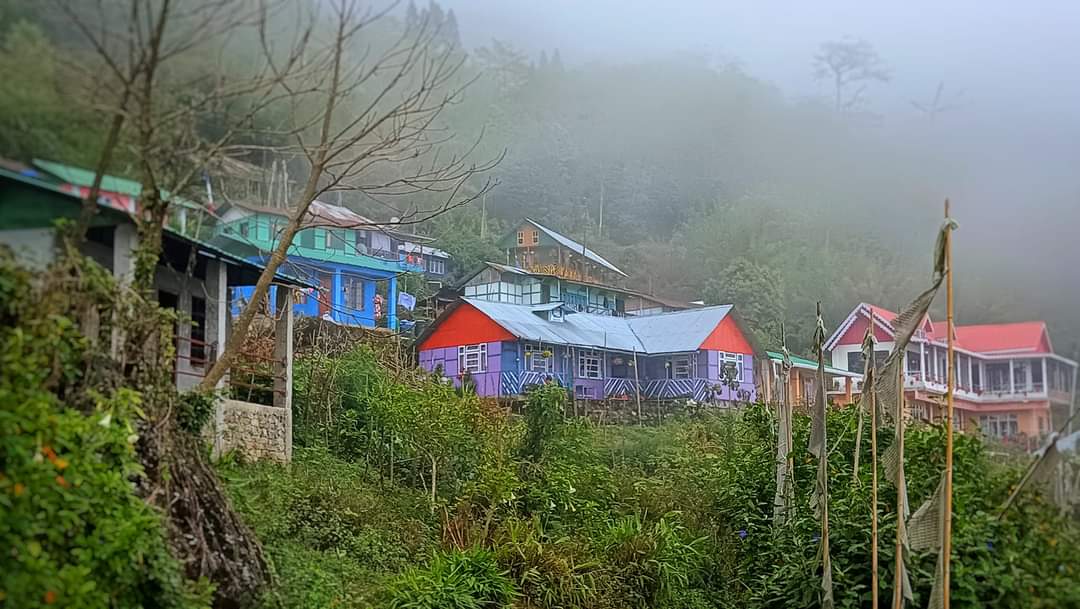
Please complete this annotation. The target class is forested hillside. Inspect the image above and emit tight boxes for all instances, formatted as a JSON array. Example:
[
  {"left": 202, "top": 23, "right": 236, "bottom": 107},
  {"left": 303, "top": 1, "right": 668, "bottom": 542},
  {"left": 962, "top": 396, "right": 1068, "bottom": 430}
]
[{"left": 0, "top": 0, "right": 1075, "bottom": 355}]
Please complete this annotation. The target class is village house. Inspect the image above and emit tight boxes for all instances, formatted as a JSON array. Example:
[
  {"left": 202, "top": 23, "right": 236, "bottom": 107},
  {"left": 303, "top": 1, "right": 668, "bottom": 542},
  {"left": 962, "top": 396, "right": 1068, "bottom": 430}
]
[
  {"left": 0, "top": 161, "right": 313, "bottom": 461},
  {"left": 209, "top": 199, "right": 435, "bottom": 330},
  {"left": 762, "top": 350, "right": 864, "bottom": 407},
  {"left": 826, "top": 302, "right": 1078, "bottom": 444},
  {"left": 460, "top": 218, "right": 693, "bottom": 317},
  {"left": 416, "top": 298, "right": 757, "bottom": 403}
]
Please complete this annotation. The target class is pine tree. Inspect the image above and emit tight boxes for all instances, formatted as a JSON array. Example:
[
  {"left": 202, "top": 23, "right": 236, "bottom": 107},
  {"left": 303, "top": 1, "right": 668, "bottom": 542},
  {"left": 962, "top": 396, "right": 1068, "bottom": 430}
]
[
  {"left": 444, "top": 8, "right": 461, "bottom": 48},
  {"left": 551, "top": 48, "right": 564, "bottom": 73},
  {"left": 406, "top": 0, "right": 419, "bottom": 29},
  {"left": 428, "top": 0, "right": 445, "bottom": 29}
]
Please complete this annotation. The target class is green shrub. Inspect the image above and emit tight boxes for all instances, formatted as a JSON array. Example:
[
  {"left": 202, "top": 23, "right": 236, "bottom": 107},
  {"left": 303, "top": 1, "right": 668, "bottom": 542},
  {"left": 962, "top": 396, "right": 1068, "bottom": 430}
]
[
  {"left": 601, "top": 514, "right": 704, "bottom": 608},
  {"left": 387, "top": 547, "right": 517, "bottom": 609},
  {"left": 0, "top": 254, "right": 209, "bottom": 609}
]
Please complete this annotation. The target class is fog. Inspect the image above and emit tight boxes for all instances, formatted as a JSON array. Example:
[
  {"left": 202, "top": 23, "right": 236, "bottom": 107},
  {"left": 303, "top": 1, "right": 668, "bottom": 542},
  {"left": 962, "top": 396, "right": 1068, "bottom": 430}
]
[{"left": 443, "top": 0, "right": 1080, "bottom": 350}]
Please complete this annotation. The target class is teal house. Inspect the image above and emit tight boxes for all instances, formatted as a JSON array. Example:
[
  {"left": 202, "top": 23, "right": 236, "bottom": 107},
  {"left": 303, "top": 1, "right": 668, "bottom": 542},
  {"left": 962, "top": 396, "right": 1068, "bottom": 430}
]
[{"left": 211, "top": 199, "right": 426, "bottom": 329}]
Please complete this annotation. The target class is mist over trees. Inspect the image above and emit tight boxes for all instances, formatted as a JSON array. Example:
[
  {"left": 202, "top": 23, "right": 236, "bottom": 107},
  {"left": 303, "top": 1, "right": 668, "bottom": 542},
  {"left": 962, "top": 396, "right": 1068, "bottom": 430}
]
[{"left": 0, "top": 1, "right": 1076, "bottom": 356}]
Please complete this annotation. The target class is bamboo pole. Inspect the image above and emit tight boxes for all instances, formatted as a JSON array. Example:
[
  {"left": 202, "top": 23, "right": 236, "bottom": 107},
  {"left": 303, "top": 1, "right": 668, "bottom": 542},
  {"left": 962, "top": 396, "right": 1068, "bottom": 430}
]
[
  {"left": 633, "top": 348, "right": 643, "bottom": 426},
  {"left": 869, "top": 315, "right": 880, "bottom": 608},
  {"left": 943, "top": 199, "right": 955, "bottom": 609},
  {"left": 892, "top": 363, "right": 906, "bottom": 609}
]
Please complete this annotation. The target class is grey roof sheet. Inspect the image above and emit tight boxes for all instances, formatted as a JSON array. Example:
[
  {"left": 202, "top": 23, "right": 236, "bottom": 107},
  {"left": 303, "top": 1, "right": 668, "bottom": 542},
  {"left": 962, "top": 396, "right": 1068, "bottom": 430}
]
[
  {"left": 627, "top": 305, "right": 733, "bottom": 354},
  {"left": 461, "top": 298, "right": 734, "bottom": 354},
  {"left": 525, "top": 218, "right": 627, "bottom": 277}
]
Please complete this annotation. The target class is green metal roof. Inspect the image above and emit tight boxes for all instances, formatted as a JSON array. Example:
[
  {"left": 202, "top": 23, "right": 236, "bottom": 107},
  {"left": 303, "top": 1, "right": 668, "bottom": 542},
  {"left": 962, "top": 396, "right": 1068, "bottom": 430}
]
[
  {"left": 765, "top": 350, "right": 862, "bottom": 377},
  {"left": 33, "top": 159, "right": 202, "bottom": 210}
]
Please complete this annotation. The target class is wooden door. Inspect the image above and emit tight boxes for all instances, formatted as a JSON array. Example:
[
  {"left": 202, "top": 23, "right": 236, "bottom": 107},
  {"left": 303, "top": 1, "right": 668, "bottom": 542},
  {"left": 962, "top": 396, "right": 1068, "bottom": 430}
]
[{"left": 318, "top": 273, "right": 333, "bottom": 317}]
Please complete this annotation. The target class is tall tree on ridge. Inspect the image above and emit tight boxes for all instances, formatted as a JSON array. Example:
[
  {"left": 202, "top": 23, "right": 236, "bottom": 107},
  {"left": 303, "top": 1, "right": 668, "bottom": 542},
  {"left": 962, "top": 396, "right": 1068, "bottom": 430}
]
[{"left": 813, "top": 38, "right": 890, "bottom": 113}]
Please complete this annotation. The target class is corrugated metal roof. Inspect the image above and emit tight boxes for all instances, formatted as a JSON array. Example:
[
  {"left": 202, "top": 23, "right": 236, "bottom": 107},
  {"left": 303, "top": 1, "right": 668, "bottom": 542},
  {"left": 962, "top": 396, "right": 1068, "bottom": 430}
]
[
  {"left": 626, "top": 306, "right": 733, "bottom": 354},
  {"left": 525, "top": 218, "right": 627, "bottom": 277},
  {"left": 460, "top": 298, "right": 734, "bottom": 354},
  {"left": 765, "top": 350, "right": 862, "bottom": 378}
]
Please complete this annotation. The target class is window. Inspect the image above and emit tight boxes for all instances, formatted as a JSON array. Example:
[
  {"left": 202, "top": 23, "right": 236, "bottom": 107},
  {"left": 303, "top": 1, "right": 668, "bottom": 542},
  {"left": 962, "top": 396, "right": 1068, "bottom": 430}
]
[
  {"left": 238, "top": 222, "right": 249, "bottom": 238},
  {"left": 458, "top": 344, "right": 488, "bottom": 374},
  {"left": 668, "top": 356, "right": 691, "bottom": 379},
  {"left": 531, "top": 231, "right": 539, "bottom": 244},
  {"left": 722, "top": 352, "right": 744, "bottom": 382},
  {"left": 326, "top": 230, "right": 344, "bottom": 251},
  {"left": 578, "top": 350, "right": 602, "bottom": 379},
  {"left": 979, "top": 414, "right": 1019, "bottom": 439},
  {"left": 427, "top": 258, "right": 446, "bottom": 275},
  {"left": 517, "top": 230, "right": 525, "bottom": 245},
  {"left": 299, "top": 229, "right": 315, "bottom": 248},
  {"left": 191, "top": 297, "right": 206, "bottom": 366},
  {"left": 343, "top": 276, "right": 365, "bottom": 311},
  {"left": 525, "top": 344, "right": 551, "bottom": 372},
  {"left": 847, "top": 351, "right": 865, "bottom": 374}
]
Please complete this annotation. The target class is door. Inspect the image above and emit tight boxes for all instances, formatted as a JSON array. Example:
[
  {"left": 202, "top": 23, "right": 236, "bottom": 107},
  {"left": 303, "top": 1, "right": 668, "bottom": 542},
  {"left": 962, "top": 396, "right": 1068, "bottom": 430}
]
[{"left": 318, "top": 273, "right": 333, "bottom": 317}]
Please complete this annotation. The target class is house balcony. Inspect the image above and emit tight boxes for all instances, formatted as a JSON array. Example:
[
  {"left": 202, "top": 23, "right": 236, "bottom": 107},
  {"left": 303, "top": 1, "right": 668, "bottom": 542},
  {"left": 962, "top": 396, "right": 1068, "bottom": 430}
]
[
  {"left": 904, "top": 372, "right": 1051, "bottom": 403},
  {"left": 500, "top": 372, "right": 750, "bottom": 403}
]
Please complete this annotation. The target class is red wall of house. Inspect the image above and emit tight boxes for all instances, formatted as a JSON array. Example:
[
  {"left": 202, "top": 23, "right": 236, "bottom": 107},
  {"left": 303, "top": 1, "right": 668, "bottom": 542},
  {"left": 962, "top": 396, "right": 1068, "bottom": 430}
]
[
  {"left": 699, "top": 316, "right": 753, "bottom": 353},
  {"left": 419, "top": 303, "right": 515, "bottom": 350},
  {"left": 836, "top": 314, "right": 892, "bottom": 346}
]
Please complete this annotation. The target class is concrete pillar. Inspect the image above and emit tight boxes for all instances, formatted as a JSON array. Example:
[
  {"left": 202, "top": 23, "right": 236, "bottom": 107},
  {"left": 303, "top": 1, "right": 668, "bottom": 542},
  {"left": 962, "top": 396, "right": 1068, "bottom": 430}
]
[
  {"left": 176, "top": 284, "right": 193, "bottom": 390},
  {"left": 968, "top": 356, "right": 974, "bottom": 391},
  {"left": 205, "top": 259, "right": 229, "bottom": 459},
  {"left": 112, "top": 223, "right": 138, "bottom": 285},
  {"left": 388, "top": 274, "right": 398, "bottom": 330},
  {"left": 1009, "top": 359, "right": 1015, "bottom": 394},
  {"left": 1040, "top": 358, "right": 1047, "bottom": 394},
  {"left": 110, "top": 224, "right": 139, "bottom": 358},
  {"left": 274, "top": 286, "right": 294, "bottom": 462},
  {"left": 332, "top": 268, "right": 342, "bottom": 322},
  {"left": 844, "top": 376, "right": 852, "bottom": 403},
  {"left": 919, "top": 342, "right": 926, "bottom": 383}
]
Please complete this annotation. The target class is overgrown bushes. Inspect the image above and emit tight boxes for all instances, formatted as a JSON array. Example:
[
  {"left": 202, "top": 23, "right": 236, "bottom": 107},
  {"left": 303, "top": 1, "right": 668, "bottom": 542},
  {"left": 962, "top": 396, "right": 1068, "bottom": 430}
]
[
  {"left": 230, "top": 339, "right": 1080, "bottom": 608},
  {"left": 0, "top": 253, "right": 210, "bottom": 608}
]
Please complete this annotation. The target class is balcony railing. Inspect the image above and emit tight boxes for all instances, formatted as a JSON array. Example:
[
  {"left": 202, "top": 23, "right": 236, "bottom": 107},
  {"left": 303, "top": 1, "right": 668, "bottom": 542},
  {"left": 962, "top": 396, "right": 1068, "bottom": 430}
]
[{"left": 500, "top": 372, "right": 750, "bottom": 402}]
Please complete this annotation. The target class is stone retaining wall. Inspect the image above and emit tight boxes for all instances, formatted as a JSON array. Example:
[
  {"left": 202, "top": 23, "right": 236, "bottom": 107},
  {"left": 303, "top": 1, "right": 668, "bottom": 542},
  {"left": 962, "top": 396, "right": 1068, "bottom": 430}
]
[{"left": 215, "top": 399, "right": 291, "bottom": 462}]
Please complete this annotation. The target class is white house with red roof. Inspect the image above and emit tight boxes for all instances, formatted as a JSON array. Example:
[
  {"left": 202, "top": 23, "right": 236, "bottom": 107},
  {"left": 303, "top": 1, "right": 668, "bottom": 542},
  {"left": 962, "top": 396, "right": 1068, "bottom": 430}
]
[{"left": 826, "top": 302, "right": 1077, "bottom": 444}]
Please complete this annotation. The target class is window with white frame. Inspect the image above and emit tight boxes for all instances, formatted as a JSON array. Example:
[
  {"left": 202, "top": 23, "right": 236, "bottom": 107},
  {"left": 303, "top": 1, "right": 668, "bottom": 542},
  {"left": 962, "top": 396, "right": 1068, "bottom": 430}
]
[
  {"left": 578, "top": 350, "right": 602, "bottom": 379},
  {"left": 721, "top": 352, "right": 744, "bottom": 383},
  {"left": 668, "top": 356, "right": 691, "bottom": 379},
  {"left": 979, "top": 414, "right": 1019, "bottom": 439},
  {"left": 427, "top": 257, "right": 446, "bottom": 275},
  {"left": 525, "top": 344, "right": 552, "bottom": 372},
  {"left": 458, "top": 344, "right": 487, "bottom": 374}
]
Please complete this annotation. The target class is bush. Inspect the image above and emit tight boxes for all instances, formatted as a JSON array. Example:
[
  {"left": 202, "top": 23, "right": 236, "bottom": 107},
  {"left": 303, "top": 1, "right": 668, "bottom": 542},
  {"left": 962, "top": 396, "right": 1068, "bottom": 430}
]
[
  {"left": 0, "top": 254, "right": 210, "bottom": 609},
  {"left": 387, "top": 547, "right": 517, "bottom": 609}
]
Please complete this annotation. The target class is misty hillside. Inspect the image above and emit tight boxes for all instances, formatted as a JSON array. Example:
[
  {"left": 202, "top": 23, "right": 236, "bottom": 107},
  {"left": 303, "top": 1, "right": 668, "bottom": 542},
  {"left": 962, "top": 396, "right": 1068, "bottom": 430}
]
[{"left": 0, "top": 0, "right": 1076, "bottom": 355}]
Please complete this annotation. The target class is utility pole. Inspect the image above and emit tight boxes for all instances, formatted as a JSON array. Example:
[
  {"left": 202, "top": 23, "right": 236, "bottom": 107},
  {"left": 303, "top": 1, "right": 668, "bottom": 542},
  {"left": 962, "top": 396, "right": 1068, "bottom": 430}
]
[
  {"left": 598, "top": 178, "right": 604, "bottom": 237},
  {"left": 480, "top": 192, "right": 487, "bottom": 240}
]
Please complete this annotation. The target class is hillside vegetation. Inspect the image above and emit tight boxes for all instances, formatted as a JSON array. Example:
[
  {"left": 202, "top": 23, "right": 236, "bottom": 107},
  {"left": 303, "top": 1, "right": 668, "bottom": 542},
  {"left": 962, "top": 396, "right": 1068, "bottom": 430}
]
[{"left": 218, "top": 343, "right": 1080, "bottom": 608}]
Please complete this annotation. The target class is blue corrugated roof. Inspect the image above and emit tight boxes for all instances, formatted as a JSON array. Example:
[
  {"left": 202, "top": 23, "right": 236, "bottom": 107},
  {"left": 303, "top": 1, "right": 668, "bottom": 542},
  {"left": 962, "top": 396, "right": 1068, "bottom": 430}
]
[
  {"left": 460, "top": 297, "right": 735, "bottom": 354},
  {"left": 524, "top": 218, "right": 627, "bottom": 277}
]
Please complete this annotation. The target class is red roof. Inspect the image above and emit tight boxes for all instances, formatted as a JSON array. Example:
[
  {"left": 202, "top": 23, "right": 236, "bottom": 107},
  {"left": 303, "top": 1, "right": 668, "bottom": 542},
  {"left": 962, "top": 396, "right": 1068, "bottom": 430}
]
[
  {"left": 866, "top": 304, "right": 897, "bottom": 323},
  {"left": 944, "top": 322, "right": 1051, "bottom": 354}
]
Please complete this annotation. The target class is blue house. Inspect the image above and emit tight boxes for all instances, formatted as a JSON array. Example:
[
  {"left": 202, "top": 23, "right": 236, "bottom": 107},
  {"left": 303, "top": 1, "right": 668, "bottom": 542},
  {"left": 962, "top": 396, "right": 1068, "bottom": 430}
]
[{"left": 212, "top": 200, "right": 429, "bottom": 329}]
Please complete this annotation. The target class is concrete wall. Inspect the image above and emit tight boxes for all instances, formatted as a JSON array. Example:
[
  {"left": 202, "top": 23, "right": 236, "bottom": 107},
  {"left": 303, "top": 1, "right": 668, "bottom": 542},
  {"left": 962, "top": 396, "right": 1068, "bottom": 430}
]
[
  {"left": 215, "top": 399, "right": 290, "bottom": 462},
  {"left": 0, "top": 228, "right": 55, "bottom": 269}
]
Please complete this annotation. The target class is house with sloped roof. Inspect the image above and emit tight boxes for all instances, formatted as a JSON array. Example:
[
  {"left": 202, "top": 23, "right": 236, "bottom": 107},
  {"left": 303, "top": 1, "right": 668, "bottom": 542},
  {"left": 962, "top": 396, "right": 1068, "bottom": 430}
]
[
  {"left": 826, "top": 302, "right": 1078, "bottom": 444},
  {"left": 416, "top": 298, "right": 758, "bottom": 403},
  {"left": 459, "top": 218, "right": 694, "bottom": 317},
  {"left": 209, "top": 198, "right": 431, "bottom": 330}
]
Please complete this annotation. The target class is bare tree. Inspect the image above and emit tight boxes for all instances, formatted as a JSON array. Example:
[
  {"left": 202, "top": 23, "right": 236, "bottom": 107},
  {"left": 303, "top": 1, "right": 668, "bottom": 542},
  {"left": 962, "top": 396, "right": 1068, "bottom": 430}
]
[
  {"left": 58, "top": 0, "right": 310, "bottom": 290},
  {"left": 813, "top": 38, "right": 891, "bottom": 113},
  {"left": 199, "top": 0, "right": 499, "bottom": 389}
]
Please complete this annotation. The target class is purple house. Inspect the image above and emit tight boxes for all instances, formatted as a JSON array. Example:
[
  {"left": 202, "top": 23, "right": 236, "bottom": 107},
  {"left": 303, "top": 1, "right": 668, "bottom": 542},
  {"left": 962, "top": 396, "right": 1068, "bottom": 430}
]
[{"left": 416, "top": 298, "right": 758, "bottom": 403}]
